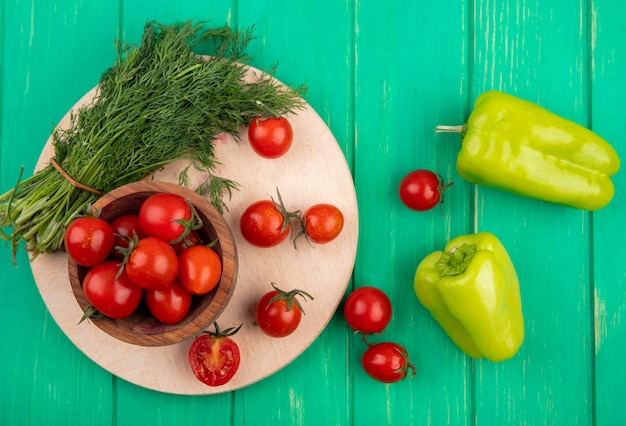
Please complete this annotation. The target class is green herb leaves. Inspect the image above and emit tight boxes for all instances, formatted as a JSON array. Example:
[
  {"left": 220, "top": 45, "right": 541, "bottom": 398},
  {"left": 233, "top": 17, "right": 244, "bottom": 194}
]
[{"left": 0, "top": 21, "right": 306, "bottom": 260}]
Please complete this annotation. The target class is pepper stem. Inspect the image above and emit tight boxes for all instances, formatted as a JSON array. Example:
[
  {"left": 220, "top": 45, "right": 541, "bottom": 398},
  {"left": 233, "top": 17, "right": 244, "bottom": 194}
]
[
  {"left": 435, "top": 125, "right": 466, "bottom": 136},
  {"left": 435, "top": 243, "right": 476, "bottom": 276}
]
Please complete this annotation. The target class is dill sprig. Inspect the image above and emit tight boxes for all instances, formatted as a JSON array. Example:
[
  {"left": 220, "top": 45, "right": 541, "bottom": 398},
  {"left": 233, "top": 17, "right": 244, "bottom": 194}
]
[{"left": 0, "top": 21, "right": 306, "bottom": 261}]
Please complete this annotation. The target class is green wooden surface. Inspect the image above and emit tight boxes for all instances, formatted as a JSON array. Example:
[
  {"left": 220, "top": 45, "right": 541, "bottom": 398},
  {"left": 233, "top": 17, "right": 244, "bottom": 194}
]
[{"left": 1, "top": 1, "right": 625, "bottom": 425}]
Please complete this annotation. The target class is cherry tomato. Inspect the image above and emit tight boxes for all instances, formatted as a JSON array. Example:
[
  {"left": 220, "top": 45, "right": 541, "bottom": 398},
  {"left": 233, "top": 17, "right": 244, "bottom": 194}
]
[
  {"left": 302, "top": 203, "right": 344, "bottom": 244},
  {"left": 145, "top": 279, "right": 192, "bottom": 324},
  {"left": 398, "top": 170, "right": 452, "bottom": 211},
  {"left": 170, "top": 230, "right": 203, "bottom": 253},
  {"left": 240, "top": 191, "right": 296, "bottom": 248},
  {"left": 247, "top": 115, "right": 293, "bottom": 159},
  {"left": 343, "top": 286, "right": 392, "bottom": 334},
  {"left": 178, "top": 245, "right": 222, "bottom": 295},
  {"left": 64, "top": 217, "right": 114, "bottom": 267},
  {"left": 361, "top": 342, "right": 416, "bottom": 383},
  {"left": 255, "top": 283, "right": 314, "bottom": 338},
  {"left": 109, "top": 214, "right": 146, "bottom": 260},
  {"left": 82, "top": 260, "right": 143, "bottom": 319},
  {"left": 189, "top": 323, "right": 242, "bottom": 387},
  {"left": 138, "top": 192, "right": 192, "bottom": 242},
  {"left": 125, "top": 237, "right": 179, "bottom": 290}
]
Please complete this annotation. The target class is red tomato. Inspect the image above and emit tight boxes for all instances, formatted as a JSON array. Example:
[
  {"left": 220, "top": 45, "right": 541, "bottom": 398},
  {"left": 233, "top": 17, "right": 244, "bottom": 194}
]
[
  {"left": 399, "top": 170, "right": 452, "bottom": 211},
  {"left": 189, "top": 323, "right": 242, "bottom": 387},
  {"left": 302, "top": 203, "right": 344, "bottom": 244},
  {"left": 64, "top": 217, "right": 114, "bottom": 267},
  {"left": 125, "top": 237, "right": 179, "bottom": 290},
  {"left": 240, "top": 192, "right": 296, "bottom": 247},
  {"left": 145, "top": 279, "right": 192, "bottom": 324},
  {"left": 82, "top": 260, "right": 143, "bottom": 319},
  {"left": 361, "top": 342, "right": 416, "bottom": 383},
  {"left": 255, "top": 283, "right": 314, "bottom": 338},
  {"left": 247, "top": 115, "right": 293, "bottom": 159},
  {"left": 170, "top": 230, "right": 203, "bottom": 253},
  {"left": 138, "top": 192, "right": 192, "bottom": 242},
  {"left": 178, "top": 245, "right": 222, "bottom": 295},
  {"left": 343, "top": 286, "right": 392, "bottom": 334},
  {"left": 109, "top": 214, "right": 146, "bottom": 260}
]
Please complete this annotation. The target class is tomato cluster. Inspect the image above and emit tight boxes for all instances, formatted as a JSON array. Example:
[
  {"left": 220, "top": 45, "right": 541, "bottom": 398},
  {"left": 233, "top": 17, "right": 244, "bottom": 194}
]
[
  {"left": 240, "top": 189, "right": 344, "bottom": 249},
  {"left": 343, "top": 286, "right": 416, "bottom": 383},
  {"left": 65, "top": 192, "right": 222, "bottom": 325}
]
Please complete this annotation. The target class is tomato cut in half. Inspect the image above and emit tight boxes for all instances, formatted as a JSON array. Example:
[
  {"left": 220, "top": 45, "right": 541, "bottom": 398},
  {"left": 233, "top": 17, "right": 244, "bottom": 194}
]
[{"left": 189, "top": 323, "right": 242, "bottom": 387}]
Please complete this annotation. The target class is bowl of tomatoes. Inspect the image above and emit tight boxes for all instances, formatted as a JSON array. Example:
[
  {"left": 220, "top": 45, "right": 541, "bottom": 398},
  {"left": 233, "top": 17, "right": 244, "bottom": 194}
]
[{"left": 66, "top": 180, "right": 237, "bottom": 346}]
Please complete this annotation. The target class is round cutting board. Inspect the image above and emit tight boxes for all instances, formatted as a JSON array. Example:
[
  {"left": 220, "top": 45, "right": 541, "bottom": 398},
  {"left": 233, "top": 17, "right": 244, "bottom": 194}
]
[{"left": 29, "top": 66, "right": 358, "bottom": 395}]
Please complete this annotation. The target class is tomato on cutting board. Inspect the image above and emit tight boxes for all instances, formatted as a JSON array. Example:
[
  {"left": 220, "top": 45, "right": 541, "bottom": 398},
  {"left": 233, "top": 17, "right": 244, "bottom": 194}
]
[
  {"left": 239, "top": 190, "right": 298, "bottom": 248},
  {"left": 255, "top": 283, "right": 314, "bottom": 338},
  {"left": 247, "top": 115, "right": 293, "bottom": 159},
  {"left": 300, "top": 203, "right": 344, "bottom": 245},
  {"left": 188, "top": 323, "right": 242, "bottom": 387}
]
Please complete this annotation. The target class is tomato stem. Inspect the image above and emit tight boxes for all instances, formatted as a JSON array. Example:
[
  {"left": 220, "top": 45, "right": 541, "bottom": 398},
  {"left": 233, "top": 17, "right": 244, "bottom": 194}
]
[
  {"left": 271, "top": 187, "right": 301, "bottom": 235},
  {"left": 77, "top": 305, "right": 103, "bottom": 324},
  {"left": 267, "top": 282, "right": 314, "bottom": 314},
  {"left": 205, "top": 321, "right": 242, "bottom": 338}
]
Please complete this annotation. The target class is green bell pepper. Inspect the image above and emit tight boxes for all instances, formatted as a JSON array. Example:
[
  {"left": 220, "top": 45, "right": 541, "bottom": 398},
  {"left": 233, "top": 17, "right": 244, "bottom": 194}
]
[
  {"left": 437, "top": 90, "right": 620, "bottom": 210},
  {"left": 414, "top": 232, "right": 524, "bottom": 362}
]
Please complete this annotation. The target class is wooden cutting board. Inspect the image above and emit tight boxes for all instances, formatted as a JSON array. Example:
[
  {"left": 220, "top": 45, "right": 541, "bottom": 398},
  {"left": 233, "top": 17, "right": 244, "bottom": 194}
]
[{"left": 29, "top": 66, "right": 358, "bottom": 395}]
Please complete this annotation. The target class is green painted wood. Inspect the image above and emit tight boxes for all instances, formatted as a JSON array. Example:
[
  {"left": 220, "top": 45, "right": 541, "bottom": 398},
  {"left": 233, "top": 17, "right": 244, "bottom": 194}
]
[
  {"left": 1, "top": 2, "right": 119, "bottom": 425},
  {"left": 353, "top": 1, "right": 472, "bottom": 425},
  {"left": 235, "top": 3, "right": 353, "bottom": 425},
  {"left": 590, "top": 1, "right": 626, "bottom": 424},
  {"left": 1, "top": 1, "right": 625, "bottom": 425},
  {"left": 470, "top": 1, "right": 594, "bottom": 424}
]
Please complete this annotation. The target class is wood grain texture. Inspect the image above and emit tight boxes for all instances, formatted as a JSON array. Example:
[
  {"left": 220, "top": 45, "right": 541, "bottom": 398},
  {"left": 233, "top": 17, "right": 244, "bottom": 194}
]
[{"left": 1, "top": 0, "right": 626, "bottom": 424}]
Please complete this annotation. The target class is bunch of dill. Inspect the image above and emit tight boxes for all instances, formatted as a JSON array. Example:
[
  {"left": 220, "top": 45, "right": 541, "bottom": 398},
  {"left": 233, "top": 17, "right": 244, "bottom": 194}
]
[{"left": 0, "top": 21, "right": 306, "bottom": 261}]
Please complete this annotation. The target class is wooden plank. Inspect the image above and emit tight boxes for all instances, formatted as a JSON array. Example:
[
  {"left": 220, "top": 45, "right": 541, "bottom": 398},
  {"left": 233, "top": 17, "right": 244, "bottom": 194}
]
[
  {"left": 113, "top": 2, "right": 236, "bottom": 423},
  {"left": 0, "top": 1, "right": 120, "bottom": 425},
  {"left": 352, "top": 1, "right": 472, "bottom": 424},
  {"left": 235, "top": 1, "right": 353, "bottom": 424},
  {"left": 3, "top": 0, "right": 626, "bottom": 424},
  {"left": 470, "top": 1, "right": 593, "bottom": 423},
  {"left": 590, "top": 0, "right": 626, "bottom": 424}
]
